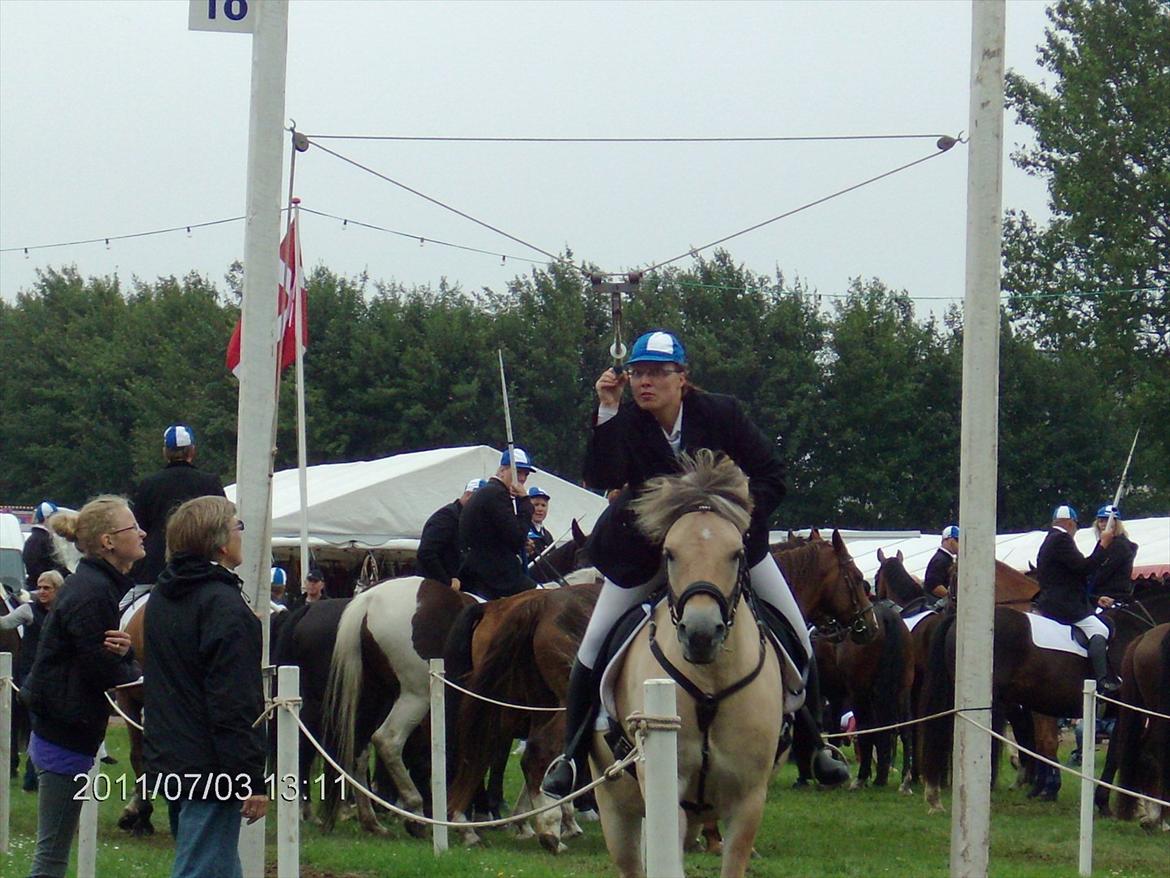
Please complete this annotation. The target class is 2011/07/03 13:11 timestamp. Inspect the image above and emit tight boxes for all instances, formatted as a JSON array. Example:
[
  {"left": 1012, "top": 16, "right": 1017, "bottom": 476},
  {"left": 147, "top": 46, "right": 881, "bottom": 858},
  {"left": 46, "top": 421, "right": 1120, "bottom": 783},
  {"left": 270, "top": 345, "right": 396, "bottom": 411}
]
[{"left": 72, "top": 772, "right": 348, "bottom": 803}]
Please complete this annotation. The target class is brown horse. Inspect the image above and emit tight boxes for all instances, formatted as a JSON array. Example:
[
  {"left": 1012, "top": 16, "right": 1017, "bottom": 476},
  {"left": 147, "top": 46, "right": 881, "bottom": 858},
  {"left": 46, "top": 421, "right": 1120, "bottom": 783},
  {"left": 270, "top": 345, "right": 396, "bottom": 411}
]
[
  {"left": 113, "top": 597, "right": 151, "bottom": 834},
  {"left": 1111, "top": 622, "right": 1170, "bottom": 829}
]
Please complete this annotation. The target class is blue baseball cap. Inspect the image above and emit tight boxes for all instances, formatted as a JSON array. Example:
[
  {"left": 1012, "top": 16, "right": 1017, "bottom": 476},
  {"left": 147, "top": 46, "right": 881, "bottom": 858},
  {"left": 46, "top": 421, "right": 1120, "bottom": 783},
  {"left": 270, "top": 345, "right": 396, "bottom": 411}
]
[
  {"left": 627, "top": 330, "right": 686, "bottom": 366},
  {"left": 1096, "top": 504, "right": 1121, "bottom": 520},
  {"left": 164, "top": 424, "right": 196, "bottom": 449},
  {"left": 500, "top": 447, "right": 535, "bottom": 471},
  {"left": 941, "top": 525, "right": 959, "bottom": 540},
  {"left": 33, "top": 500, "right": 58, "bottom": 523},
  {"left": 1052, "top": 504, "right": 1078, "bottom": 522},
  {"left": 464, "top": 478, "right": 486, "bottom": 494},
  {"left": 527, "top": 485, "right": 550, "bottom": 500},
  {"left": 270, "top": 567, "right": 287, "bottom": 587}
]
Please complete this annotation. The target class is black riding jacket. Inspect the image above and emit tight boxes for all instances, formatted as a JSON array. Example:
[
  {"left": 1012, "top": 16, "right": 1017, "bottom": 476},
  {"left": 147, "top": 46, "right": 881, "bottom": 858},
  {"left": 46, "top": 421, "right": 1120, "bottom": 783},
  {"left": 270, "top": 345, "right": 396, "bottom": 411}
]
[
  {"left": 1035, "top": 527, "right": 1106, "bottom": 624},
  {"left": 457, "top": 478, "right": 535, "bottom": 600},
  {"left": 1089, "top": 534, "right": 1138, "bottom": 601},
  {"left": 417, "top": 500, "right": 463, "bottom": 587},
  {"left": 129, "top": 461, "right": 225, "bottom": 585}
]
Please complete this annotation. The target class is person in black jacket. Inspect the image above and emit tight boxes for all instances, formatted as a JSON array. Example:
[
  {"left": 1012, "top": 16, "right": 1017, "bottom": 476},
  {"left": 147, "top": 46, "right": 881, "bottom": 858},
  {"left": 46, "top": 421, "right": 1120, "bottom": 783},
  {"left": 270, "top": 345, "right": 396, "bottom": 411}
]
[
  {"left": 457, "top": 449, "right": 537, "bottom": 600},
  {"left": 129, "top": 424, "right": 225, "bottom": 587},
  {"left": 1088, "top": 504, "right": 1138, "bottom": 607},
  {"left": 923, "top": 525, "right": 959, "bottom": 599},
  {"left": 21, "top": 496, "right": 143, "bottom": 878},
  {"left": 524, "top": 485, "right": 556, "bottom": 576},
  {"left": 417, "top": 478, "right": 482, "bottom": 589},
  {"left": 543, "top": 330, "right": 847, "bottom": 798},
  {"left": 21, "top": 501, "right": 71, "bottom": 590},
  {"left": 143, "top": 495, "right": 267, "bottom": 878},
  {"left": 1035, "top": 503, "right": 1120, "bottom": 692},
  {"left": 14, "top": 570, "right": 64, "bottom": 792}
]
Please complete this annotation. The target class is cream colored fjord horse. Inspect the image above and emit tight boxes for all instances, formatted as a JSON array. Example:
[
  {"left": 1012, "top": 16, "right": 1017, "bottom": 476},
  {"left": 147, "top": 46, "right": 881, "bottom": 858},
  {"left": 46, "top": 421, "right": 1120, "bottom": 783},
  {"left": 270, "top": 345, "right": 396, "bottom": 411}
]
[{"left": 593, "top": 450, "right": 785, "bottom": 878}]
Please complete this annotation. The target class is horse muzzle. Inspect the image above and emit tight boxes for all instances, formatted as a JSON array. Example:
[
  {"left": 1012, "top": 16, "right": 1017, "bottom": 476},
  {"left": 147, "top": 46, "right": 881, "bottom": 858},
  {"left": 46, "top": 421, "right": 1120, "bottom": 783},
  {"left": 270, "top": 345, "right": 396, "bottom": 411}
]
[{"left": 675, "top": 587, "right": 730, "bottom": 664}]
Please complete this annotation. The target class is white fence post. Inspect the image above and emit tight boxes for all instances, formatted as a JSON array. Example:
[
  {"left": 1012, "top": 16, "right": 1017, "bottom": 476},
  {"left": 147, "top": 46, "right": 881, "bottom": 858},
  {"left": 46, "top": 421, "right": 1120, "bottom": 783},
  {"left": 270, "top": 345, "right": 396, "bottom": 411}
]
[
  {"left": 0, "top": 652, "right": 12, "bottom": 854},
  {"left": 77, "top": 760, "right": 99, "bottom": 878},
  {"left": 1079, "top": 678, "right": 1097, "bottom": 878},
  {"left": 277, "top": 665, "right": 300, "bottom": 878},
  {"left": 643, "top": 679, "right": 682, "bottom": 878},
  {"left": 429, "top": 658, "right": 448, "bottom": 855}
]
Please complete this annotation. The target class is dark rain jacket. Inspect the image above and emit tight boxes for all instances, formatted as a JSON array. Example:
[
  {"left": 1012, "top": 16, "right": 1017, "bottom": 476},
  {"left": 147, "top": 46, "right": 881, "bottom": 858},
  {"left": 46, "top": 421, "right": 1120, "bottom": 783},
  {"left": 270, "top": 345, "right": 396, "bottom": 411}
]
[
  {"left": 1035, "top": 527, "right": 1106, "bottom": 624},
  {"left": 21, "top": 557, "right": 141, "bottom": 756},
  {"left": 584, "top": 389, "right": 785, "bottom": 588},
  {"left": 923, "top": 548, "right": 955, "bottom": 595},
  {"left": 457, "top": 478, "right": 535, "bottom": 600},
  {"left": 1089, "top": 533, "right": 1138, "bottom": 602},
  {"left": 129, "top": 461, "right": 225, "bottom": 585},
  {"left": 143, "top": 553, "right": 265, "bottom": 800},
  {"left": 417, "top": 500, "right": 463, "bottom": 587}
]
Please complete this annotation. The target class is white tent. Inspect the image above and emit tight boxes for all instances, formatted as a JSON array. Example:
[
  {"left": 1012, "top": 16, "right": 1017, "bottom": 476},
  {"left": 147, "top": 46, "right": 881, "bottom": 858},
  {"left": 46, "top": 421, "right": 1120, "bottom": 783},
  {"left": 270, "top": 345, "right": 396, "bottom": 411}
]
[
  {"left": 225, "top": 445, "right": 609, "bottom": 560},
  {"left": 783, "top": 517, "right": 1170, "bottom": 583}
]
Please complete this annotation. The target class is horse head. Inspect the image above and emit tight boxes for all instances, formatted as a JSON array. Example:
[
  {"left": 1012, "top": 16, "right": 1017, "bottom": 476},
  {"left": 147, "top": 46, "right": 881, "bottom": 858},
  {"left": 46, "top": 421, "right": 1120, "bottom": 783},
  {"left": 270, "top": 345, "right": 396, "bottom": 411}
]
[
  {"left": 632, "top": 450, "right": 753, "bottom": 665},
  {"left": 875, "top": 548, "right": 921, "bottom": 607},
  {"left": 776, "top": 532, "right": 875, "bottom": 644}
]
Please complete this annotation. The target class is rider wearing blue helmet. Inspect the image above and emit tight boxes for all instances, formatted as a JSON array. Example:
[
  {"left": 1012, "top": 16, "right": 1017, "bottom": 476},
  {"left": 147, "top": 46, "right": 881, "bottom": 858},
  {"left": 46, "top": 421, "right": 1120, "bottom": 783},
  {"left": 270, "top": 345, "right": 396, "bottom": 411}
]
[
  {"left": 1035, "top": 504, "right": 1120, "bottom": 691},
  {"left": 1088, "top": 505, "right": 1137, "bottom": 608},
  {"left": 543, "top": 329, "right": 848, "bottom": 798},
  {"left": 923, "top": 525, "right": 959, "bottom": 599}
]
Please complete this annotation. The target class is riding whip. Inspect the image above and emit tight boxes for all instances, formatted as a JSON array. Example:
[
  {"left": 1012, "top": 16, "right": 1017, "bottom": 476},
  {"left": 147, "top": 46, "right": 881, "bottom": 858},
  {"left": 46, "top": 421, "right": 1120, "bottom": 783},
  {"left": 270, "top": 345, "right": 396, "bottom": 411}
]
[{"left": 497, "top": 349, "right": 519, "bottom": 511}]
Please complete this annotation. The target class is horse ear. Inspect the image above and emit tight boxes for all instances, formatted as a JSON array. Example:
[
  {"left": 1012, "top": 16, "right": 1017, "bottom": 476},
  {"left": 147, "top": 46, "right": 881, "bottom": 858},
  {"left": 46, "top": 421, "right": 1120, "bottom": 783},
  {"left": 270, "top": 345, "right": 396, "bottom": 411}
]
[
  {"left": 787, "top": 529, "right": 797, "bottom": 542},
  {"left": 877, "top": 547, "right": 886, "bottom": 563},
  {"left": 896, "top": 549, "right": 904, "bottom": 562},
  {"left": 808, "top": 527, "right": 821, "bottom": 541},
  {"left": 831, "top": 529, "right": 846, "bottom": 553},
  {"left": 571, "top": 518, "right": 586, "bottom": 546}
]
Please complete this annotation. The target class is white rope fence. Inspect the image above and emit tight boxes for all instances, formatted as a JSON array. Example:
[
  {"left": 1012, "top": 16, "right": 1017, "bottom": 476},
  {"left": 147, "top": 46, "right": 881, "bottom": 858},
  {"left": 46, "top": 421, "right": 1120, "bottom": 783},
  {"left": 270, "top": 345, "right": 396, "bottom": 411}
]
[
  {"left": 1094, "top": 690, "right": 1170, "bottom": 721},
  {"left": 104, "top": 691, "right": 144, "bottom": 731},
  {"left": 432, "top": 672, "right": 566, "bottom": 713}
]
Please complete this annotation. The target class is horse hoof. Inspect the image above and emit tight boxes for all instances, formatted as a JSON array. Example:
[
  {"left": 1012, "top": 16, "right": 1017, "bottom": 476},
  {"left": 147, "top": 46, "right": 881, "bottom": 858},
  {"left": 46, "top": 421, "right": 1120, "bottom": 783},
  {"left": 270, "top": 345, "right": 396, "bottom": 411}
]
[
  {"left": 563, "top": 824, "right": 583, "bottom": 840},
  {"left": 1036, "top": 791, "right": 1057, "bottom": 803},
  {"left": 117, "top": 813, "right": 136, "bottom": 831},
  {"left": 538, "top": 832, "right": 561, "bottom": 854},
  {"left": 927, "top": 803, "right": 946, "bottom": 815},
  {"left": 405, "top": 819, "right": 428, "bottom": 839},
  {"left": 132, "top": 822, "right": 154, "bottom": 837},
  {"left": 577, "top": 807, "right": 600, "bottom": 822},
  {"left": 848, "top": 778, "right": 864, "bottom": 791},
  {"left": 460, "top": 831, "right": 483, "bottom": 848},
  {"left": 515, "top": 824, "right": 536, "bottom": 840}
]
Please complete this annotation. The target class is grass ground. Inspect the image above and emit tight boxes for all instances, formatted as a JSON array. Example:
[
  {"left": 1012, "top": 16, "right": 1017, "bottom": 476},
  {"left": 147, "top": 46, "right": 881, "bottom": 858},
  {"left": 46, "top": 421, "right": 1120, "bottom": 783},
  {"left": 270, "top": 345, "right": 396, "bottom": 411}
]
[{"left": 3, "top": 723, "right": 1165, "bottom": 877}]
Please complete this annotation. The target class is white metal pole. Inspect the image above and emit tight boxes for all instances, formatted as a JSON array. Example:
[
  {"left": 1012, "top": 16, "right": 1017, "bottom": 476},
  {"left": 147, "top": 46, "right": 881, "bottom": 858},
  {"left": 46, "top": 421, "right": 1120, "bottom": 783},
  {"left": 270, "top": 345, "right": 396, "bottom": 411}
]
[
  {"left": 0, "top": 652, "right": 11, "bottom": 854},
  {"left": 277, "top": 665, "right": 300, "bottom": 878},
  {"left": 643, "top": 679, "right": 683, "bottom": 878},
  {"left": 236, "top": 1, "right": 289, "bottom": 873},
  {"left": 1079, "top": 679, "right": 1097, "bottom": 878},
  {"left": 429, "top": 658, "right": 448, "bottom": 855},
  {"left": 951, "top": 2, "right": 1006, "bottom": 877},
  {"left": 76, "top": 761, "right": 99, "bottom": 878}
]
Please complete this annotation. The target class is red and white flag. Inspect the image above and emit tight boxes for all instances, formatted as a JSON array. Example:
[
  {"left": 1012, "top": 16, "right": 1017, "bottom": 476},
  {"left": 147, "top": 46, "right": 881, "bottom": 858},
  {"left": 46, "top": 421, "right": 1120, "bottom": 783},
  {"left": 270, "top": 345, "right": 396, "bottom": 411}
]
[{"left": 226, "top": 219, "right": 308, "bottom": 378}]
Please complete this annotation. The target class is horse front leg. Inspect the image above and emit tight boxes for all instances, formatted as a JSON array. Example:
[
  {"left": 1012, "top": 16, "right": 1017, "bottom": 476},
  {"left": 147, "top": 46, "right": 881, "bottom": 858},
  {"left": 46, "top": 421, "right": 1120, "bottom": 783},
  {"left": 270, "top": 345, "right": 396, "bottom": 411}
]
[
  {"left": 115, "top": 691, "right": 154, "bottom": 837},
  {"left": 874, "top": 729, "right": 893, "bottom": 787},
  {"left": 590, "top": 746, "right": 645, "bottom": 878},
  {"left": 719, "top": 785, "right": 767, "bottom": 878}
]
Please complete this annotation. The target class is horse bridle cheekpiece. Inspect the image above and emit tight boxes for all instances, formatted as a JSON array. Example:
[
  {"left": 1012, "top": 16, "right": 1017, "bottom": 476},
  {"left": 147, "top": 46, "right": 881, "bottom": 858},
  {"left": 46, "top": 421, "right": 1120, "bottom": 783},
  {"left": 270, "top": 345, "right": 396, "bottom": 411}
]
[{"left": 664, "top": 509, "right": 750, "bottom": 631}]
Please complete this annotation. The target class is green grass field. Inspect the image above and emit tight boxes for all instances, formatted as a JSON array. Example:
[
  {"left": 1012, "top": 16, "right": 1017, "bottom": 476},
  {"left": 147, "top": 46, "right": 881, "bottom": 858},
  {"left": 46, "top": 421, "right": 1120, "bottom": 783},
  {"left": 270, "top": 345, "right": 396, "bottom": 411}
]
[{"left": 4, "top": 723, "right": 1165, "bottom": 877}]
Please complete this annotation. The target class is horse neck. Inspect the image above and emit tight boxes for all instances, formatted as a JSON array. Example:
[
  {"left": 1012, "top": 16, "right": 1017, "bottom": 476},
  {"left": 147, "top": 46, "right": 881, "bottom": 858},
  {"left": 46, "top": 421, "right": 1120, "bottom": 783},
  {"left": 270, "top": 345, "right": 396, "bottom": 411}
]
[
  {"left": 994, "top": 562, "right": 1038, "bottom": 606},
  {"left": 773, "top": 544, "right": 823, "bottom": 617}
]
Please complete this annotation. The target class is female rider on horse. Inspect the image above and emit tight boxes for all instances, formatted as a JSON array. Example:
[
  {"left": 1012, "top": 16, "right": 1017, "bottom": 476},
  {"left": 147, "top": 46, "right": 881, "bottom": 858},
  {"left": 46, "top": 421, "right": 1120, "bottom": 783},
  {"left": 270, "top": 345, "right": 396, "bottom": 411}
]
[{"left": 542, "top": 329, "right": 849, "bottom": 798}]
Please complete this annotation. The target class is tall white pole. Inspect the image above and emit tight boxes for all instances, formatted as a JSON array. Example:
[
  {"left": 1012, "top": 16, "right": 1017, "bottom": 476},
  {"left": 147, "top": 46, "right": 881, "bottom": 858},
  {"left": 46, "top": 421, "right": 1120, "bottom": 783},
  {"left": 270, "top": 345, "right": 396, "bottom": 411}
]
[
  {"left": 643, "top": 679, "right": 683, "bottom": 878},
  {"left": 235, "top": 1, "right": 289, "bottom": 873},
  {"left": 951, "top": 2, "right": 1006, "bottom": 877},
  {"left": 76, "top": 762, "right": 98, "bottom": 878},
  {"left": 0, "top": 652, "right": 11, "bottom": 854},
  {"left": 1078, "top": 680, "right": 1097, "bottom": 878},
  {"left": 277, "top": 665, "right": 301, "bottom": 878}
]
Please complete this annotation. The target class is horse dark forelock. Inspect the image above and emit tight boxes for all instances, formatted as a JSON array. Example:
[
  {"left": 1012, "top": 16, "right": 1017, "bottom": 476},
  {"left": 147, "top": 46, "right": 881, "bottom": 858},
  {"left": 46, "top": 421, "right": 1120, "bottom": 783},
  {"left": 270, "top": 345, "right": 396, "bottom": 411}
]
[{"left": 631, "top": 450, "right": 752, "bottom": 544}]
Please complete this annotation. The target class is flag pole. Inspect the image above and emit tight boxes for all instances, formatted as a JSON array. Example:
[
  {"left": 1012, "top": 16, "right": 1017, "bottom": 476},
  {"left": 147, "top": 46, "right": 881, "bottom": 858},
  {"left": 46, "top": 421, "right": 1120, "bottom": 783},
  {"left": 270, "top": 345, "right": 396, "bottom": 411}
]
[
  {"left": 498, "top": 350, "right": 519, "bottom": 512},
  {"left": 292, "top": 196, "right": 311, "bottom": 593}
]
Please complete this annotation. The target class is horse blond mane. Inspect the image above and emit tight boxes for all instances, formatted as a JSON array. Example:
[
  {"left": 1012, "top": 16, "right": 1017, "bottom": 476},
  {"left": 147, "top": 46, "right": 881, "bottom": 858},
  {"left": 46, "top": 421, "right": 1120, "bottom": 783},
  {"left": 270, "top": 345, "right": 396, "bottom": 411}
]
[{"left": 631, "top": 450, "right": 753, "bottom": 542}]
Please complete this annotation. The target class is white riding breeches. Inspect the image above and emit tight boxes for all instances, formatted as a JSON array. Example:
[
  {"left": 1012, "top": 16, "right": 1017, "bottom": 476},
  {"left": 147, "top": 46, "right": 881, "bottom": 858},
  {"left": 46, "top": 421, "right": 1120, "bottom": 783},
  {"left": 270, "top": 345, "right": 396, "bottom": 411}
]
[
  {"left": 576, "top": 552, "right": 810, "bottom": 671},
  {"left": 1072, "top": 613, "right": 1109, "bottom": 640}
]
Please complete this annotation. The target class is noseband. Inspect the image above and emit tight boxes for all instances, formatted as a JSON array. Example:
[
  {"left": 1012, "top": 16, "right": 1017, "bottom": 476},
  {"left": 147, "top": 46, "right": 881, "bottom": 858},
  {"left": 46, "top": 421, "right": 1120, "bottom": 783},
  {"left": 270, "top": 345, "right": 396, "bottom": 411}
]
[
  {"left": 813, "top": 565, "right": 874, "bottom": 643},
  {"left": 665, "top": 553, "right": 750, "bottom": 631}
]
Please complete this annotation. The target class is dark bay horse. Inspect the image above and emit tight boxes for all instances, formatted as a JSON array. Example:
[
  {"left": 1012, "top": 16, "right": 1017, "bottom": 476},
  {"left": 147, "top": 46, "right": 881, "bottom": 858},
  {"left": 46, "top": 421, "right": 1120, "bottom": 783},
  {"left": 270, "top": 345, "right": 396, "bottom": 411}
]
[
  {"left": 1111, "top": 622, "right": 1170, "bottom": 829},
  {"left": 920, "top": 588, "right": 1170, "bottom": 812}
]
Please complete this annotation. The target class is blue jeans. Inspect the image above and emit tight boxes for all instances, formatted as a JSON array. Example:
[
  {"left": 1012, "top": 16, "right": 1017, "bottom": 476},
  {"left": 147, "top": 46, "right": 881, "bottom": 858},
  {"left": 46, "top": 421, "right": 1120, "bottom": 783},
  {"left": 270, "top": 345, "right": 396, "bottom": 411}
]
[{"left": 171, "top": 799, "right": 243, "bottom": 878}]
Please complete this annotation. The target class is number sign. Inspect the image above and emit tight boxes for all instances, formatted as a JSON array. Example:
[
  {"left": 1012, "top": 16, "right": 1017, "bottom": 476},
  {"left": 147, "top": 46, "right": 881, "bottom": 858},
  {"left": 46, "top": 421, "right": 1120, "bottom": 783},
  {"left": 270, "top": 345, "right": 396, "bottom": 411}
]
[{"left": 189, "top": 0, "right": 255, "bottom": 34}]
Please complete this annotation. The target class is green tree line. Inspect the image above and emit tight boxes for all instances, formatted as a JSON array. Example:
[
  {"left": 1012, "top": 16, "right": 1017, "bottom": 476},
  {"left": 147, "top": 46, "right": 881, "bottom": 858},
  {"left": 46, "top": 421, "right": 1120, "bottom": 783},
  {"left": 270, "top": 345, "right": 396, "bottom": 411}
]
[{"left": 1, "top": 0, "right": 1165, "bottom": 533}]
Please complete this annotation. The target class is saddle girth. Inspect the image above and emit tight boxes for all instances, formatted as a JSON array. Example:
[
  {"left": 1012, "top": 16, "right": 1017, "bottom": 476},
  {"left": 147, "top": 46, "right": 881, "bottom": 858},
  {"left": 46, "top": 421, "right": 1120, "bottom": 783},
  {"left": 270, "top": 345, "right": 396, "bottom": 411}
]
[{"left": 647, "top": 616, "right": 769, "bottom": 814}]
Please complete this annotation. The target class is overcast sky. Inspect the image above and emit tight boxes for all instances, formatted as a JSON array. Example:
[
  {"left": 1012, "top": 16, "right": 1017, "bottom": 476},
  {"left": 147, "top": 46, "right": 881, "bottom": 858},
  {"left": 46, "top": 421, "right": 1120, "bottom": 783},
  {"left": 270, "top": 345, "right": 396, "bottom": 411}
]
[{"left": 1, "top": 0, "right": 1055, "bottom": 316}]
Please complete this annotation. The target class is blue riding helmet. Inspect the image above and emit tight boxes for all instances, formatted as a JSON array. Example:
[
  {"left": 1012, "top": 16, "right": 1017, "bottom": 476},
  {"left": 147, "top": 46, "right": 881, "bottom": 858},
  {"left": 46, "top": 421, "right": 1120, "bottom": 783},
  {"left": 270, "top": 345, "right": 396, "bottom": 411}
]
[
  {"left": 941, "top": 525, "right": 959, "bottom": 541},
  {"left": 500, "top": 447, "right": 536, "bottom": 471},
  {"left": 164, "top": 424, "right": 196, "bottom": 449},
  {"left": 527, "top": 485, "right": 550, "bottom": 500},
  {"left": 1096, "top": 504, "right": 1122, "bottom": 520},
  {"left": 33, "top": 500, "right": 58, "bottom": 524},
  {"left": 1052, "top": 504, "right": 1078, "bottom": 522},
  {"left": 270, "top": 567, "right": 287, "bottom": 587},
  {"left": 627, "top": 330, "right": 686, "bottom": 366}
]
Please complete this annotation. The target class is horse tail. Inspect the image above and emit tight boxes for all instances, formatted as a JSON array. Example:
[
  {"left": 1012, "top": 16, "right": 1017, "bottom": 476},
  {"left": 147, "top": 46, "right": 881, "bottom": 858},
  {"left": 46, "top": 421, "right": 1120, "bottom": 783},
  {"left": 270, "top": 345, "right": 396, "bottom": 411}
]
[
  {"left": 1114, "top": 631, "right": 1146, "bottom": 821},
  {"left": 444, "top": 601, "right": 485, "bottom": 684},
  {"left": 447, "top": 598, "right": 552, "bottom": 815},
  {"left": 872, "top": 602, "right": 908, "bottom": 726},
  {"left": 322, "top": 590, "right": 374, "bottom": 788},
  {"left": 919, "top": 613, "right": 958, "bottom": 792}
]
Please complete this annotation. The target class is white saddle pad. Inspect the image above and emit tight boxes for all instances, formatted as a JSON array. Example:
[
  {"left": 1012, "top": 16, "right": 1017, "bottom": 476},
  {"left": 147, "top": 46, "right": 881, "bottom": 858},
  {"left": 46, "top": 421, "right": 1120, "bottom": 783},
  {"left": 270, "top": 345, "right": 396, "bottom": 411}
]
[
  {"left": 1024, "top": 612, "right": 1088, "bottom": 657},
  {"left": 902, "top": 611, "right": 934, "bottom": 633},
  {"left": 119, "top": 590, "right": 151, "bottom": 631}
]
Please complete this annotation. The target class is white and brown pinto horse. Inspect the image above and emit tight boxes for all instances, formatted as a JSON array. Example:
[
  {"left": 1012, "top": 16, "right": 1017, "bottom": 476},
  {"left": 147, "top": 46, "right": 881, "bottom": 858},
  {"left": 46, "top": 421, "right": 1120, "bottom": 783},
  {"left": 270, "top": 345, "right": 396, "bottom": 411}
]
[{"left": 593, "top": 451, "right": 786, "bottom": 878}]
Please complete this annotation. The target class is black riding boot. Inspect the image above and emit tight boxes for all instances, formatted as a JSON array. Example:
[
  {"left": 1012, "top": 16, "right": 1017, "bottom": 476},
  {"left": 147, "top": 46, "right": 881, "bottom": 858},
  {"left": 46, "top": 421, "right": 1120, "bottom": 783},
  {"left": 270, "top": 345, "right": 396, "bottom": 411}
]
[
  {"left": 792, "top": 652, "right": 850, "bottom": 787},
  {"left": 1087, "top": 635, "right": 1121, "bottom": 693},
  {"left": 541, "top": 659, "right": 597, "bottom": 798}
]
